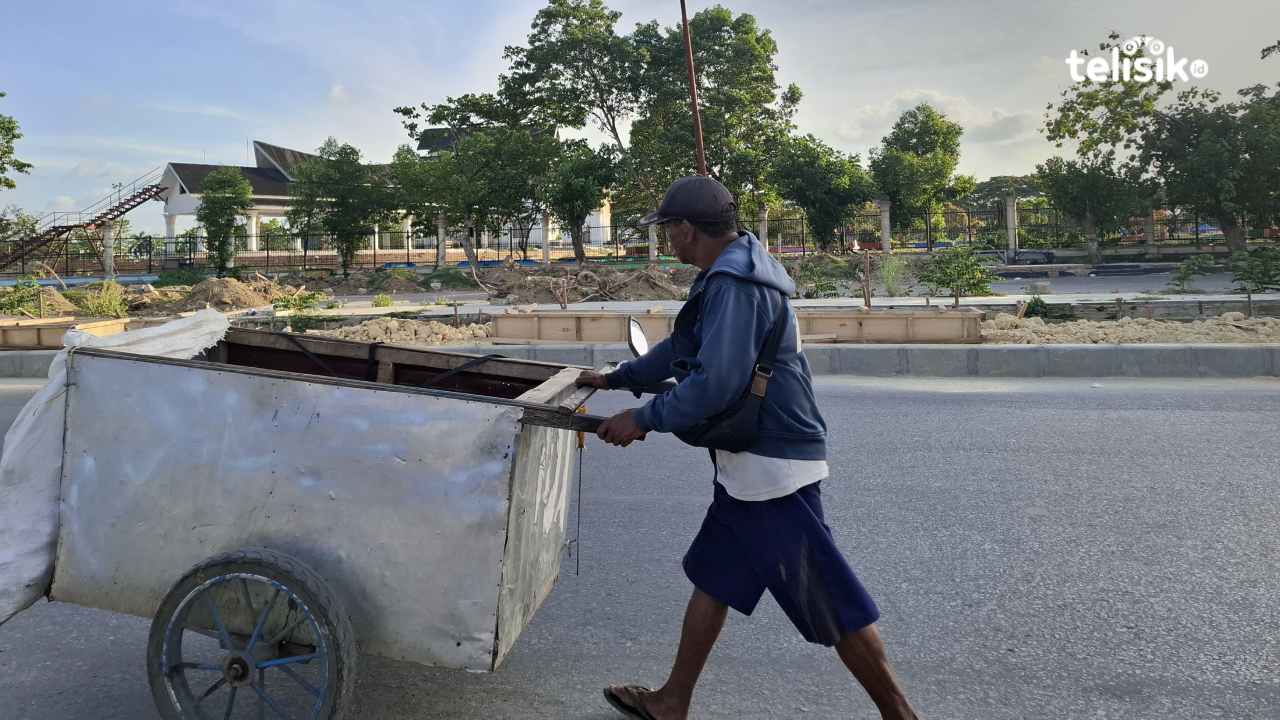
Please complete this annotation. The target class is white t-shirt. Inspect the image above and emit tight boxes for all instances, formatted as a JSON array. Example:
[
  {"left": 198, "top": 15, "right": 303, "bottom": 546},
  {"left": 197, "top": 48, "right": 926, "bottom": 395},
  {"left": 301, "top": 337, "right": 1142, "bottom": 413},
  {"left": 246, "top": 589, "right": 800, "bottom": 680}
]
[{"left": 713, "top": 450, "right": 828, "bottom": 501}]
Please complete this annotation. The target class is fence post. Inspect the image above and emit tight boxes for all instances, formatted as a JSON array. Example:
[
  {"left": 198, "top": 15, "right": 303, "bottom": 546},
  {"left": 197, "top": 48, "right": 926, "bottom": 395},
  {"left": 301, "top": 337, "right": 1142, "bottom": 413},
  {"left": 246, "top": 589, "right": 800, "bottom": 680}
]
[
  {"left": 876, "top": 199, "right": 893, "bottom": 254},
  {"left": 757, "top": 207, "right": 769, "bottom": 254},
  {"left": 147, "top": 239, "right": 153, "bottom": 275},
  {"left": 1004, "top": 193, "right": 1019, "bottom": 257},
  {"left": 542, "top": 212, "right": 552, "bottom": 265},
  {"left": 302, "top": 235, "right": 308, "bottom": 273}
]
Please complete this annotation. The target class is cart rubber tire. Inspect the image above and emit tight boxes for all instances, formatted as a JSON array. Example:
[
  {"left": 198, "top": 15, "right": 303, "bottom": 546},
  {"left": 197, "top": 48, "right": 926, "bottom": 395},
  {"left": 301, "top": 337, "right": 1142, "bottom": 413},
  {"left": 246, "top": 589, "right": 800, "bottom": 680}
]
[{"left": 146, "top": 547, "right": 357, "bottom": 720}]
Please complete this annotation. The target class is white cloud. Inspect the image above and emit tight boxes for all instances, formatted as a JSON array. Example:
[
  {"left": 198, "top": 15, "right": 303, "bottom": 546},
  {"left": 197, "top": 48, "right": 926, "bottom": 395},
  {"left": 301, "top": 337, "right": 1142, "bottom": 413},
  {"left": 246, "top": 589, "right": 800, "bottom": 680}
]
[
  {"left": 147, "top": 102, "right": 250, "bottom": 122},
  {"left": 831, "top": 89, "right": 1040, "bottom": 149},
  {"left": 51, "top": 195, "right": 77, "bottom": 211},
  {"left": 328, "top": 83, "right": 349, "bottom": 103}
]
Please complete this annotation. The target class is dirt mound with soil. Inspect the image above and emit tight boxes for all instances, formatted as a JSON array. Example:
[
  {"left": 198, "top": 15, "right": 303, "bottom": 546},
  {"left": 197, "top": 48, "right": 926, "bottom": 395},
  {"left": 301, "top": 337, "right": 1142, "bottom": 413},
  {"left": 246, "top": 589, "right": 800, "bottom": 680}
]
[
  {"left": 38, "top": 288, "right": 77, "bottom": 315},
  {"left": 982, "top": 312, "right": 1280, "bottom": 344},
  {"left": 485, "top": 264, "right": 686, "bottom": 305},
  {"left": 315, "top": 318, "right": 492, "bottom": 345},
  {"left": 173, "top": 278, "right": 272, "bottom": 312}
]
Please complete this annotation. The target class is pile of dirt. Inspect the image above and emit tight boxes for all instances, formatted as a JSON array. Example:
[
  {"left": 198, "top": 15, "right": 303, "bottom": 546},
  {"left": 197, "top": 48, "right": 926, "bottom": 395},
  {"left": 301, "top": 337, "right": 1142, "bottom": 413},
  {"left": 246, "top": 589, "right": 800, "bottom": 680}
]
[
  {"left": 982, "top": 312, "right": 1280, "bottom": 344},
  {"left": 315, "top": 318, "right": 492, "bottom": 345},
  {"left": 124, "top": 284, "right": 188, "bottom": 312},
  {"left": 37, "top": 287, "right": 77, "bottom": 315},
  {"left": 486, "top": 265, "right": 685, "bottom": 305},
  {"left": 0, "top": 285, "right": 78, "bottom": 318},
  {"left": 172, "top": 278, "right": 272, "bottom": 312}
]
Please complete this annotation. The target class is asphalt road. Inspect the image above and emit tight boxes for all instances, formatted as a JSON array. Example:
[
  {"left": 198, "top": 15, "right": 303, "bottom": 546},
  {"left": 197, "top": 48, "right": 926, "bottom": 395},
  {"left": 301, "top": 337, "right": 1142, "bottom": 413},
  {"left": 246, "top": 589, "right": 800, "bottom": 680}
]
[{"left": 2, "top": 377, "right": 1279, "bottom": 719}]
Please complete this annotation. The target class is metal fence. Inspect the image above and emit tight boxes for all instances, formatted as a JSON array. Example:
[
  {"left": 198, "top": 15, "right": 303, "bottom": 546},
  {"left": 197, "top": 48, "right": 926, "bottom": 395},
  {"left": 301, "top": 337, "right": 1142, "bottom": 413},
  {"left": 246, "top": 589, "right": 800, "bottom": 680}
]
[{"left": 3, "top": 207, "right": 1278, "bottom": 278}]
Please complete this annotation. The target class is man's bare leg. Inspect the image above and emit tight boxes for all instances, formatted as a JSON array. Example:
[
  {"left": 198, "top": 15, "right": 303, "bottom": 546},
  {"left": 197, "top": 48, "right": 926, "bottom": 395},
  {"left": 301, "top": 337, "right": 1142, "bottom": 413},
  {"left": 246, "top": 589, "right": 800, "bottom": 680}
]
[
  {"left": 835, "top": 624, "right": 919, "bottom": 720},
  {"left": 612, "top": 588, "right": 727, "bottom": 720}
]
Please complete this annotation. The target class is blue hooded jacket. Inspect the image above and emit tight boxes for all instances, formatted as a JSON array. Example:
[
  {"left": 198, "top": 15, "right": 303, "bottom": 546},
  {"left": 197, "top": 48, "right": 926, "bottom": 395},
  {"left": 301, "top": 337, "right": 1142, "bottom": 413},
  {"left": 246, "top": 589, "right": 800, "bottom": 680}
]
[{"left": 605, "top": 231, "right": 827, "bottom": 461}]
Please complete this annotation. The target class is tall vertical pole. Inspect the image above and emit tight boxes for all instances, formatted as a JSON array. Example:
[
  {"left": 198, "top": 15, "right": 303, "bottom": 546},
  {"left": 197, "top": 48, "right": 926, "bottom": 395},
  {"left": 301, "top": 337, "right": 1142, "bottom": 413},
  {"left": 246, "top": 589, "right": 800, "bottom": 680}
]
[{"left": 680, "top": 0, "right": 708, "bottom": 176}]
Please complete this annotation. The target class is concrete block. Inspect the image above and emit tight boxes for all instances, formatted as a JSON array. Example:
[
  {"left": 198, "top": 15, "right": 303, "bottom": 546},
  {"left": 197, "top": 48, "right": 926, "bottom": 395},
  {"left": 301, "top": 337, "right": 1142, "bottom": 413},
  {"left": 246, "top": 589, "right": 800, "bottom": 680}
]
[
  {"left": 1270, "top": 346, "right": 1280, "bottom": 377},
  {"left": 904, "top": 346, "right": 975, "bottom": 377},
  {"left": 1116, "top": 344, "right": 1192, "bottom": 377},
  {"left": 831, "top": 345, "right": 904, "bottom": 376},
  {"left": 592, "top": 346, "right": 633, "bottom": 367},
  {"left": 1190, "top": 345, "right": 1273, "bottom": 378},
  {"left": 802, "top": 345, "right": 835, "bottom": 375},
  {"left": 1045, "top": 345, "right": 1124, "bottom": 377},
  {"left": 17, "top": 351, "right": 56, "bottom": 379},
  {"left": 529, "top": 345, "right": 593, "bottom": 366},
  {"left": 490, "top": 346, "right": 532, "bottom": 360},
  {"left": 0, "top": 352, "right": 21, "bottom": 378},
  {"left": 974, "top": 345, "right": 1046, "bottom": 377}
]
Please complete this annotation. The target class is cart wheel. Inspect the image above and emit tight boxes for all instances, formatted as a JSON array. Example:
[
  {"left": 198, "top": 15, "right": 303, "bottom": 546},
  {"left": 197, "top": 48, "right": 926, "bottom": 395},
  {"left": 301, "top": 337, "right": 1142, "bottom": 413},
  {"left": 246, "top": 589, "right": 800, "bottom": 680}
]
[{"left": 146, "top": 547, "right": 356, "bottom": 719}]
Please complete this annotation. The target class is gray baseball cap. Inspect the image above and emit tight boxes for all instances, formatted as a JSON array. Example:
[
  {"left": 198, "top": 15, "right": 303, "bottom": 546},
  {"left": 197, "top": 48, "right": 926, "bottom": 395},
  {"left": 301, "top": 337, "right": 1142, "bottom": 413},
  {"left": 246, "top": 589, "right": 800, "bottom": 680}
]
[{"left": 639, "top": 176, "right": 738, "bottom": 226}]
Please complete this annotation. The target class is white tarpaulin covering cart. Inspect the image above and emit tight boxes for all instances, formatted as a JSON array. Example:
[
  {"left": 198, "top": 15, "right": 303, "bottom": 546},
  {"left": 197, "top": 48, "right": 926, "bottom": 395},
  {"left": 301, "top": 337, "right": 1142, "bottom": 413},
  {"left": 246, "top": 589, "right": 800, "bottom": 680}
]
[{"left": 0, "top": 321, "right": 606, "bottom": 719}]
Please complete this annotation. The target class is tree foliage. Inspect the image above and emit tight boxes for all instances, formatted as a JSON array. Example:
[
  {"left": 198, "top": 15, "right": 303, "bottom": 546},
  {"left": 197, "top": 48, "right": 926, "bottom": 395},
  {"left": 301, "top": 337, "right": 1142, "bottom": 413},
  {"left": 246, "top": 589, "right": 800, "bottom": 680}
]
[
  {"left": 1230, "top": 247, "right": 1280, "bottom": 302},
  {"left": 1139, "top": 85, "right": 1280, "bottom": 252},
  {"left": 544, "top": 140, "right": 615, "bottom": 263},
  {"left": 870, "top": 103, "right": 966, "bottom": 230},
  {"left": 288, "top": 138, "right": 394, "bottom": 276},
  {"left": 1035, "top": 155, "right": 1150, "bottom": 262},
  {"left": 771, "top": 134, "right": 875, "bottom": 247},
  {"left": 194, "top": 167, "right": 252, "bottom": 276},
  {"left": 0, "top": 91, "right": 33, "bottom": 191}
]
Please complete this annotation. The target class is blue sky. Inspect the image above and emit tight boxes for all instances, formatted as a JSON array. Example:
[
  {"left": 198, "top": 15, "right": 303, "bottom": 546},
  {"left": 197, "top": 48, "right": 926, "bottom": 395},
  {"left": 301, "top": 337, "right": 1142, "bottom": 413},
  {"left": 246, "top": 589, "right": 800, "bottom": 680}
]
[{"left": 2, "top": 0, "right": 1275, "bottom": 233}]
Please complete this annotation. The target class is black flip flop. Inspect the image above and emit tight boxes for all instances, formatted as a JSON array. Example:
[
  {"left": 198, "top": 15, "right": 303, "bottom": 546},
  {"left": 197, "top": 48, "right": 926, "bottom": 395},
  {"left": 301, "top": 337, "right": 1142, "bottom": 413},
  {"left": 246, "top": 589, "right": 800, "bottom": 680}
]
[{"left": 604, "top": 685, "right": 659, "bottom": 720}]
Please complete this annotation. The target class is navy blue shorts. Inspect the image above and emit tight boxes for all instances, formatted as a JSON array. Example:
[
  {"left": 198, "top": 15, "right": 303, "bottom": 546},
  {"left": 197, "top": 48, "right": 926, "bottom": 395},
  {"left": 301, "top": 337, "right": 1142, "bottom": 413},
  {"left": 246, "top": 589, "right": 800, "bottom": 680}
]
[{"left": 683, "top": 481, "right": 880, "bottom": 646}]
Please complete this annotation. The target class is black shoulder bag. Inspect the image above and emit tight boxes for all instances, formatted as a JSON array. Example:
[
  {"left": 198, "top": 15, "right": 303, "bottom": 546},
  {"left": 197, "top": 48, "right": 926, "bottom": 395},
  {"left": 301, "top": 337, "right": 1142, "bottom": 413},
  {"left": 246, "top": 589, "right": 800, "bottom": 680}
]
[{"left": 673, "top": 297, "right": 789, "bottom": 453}]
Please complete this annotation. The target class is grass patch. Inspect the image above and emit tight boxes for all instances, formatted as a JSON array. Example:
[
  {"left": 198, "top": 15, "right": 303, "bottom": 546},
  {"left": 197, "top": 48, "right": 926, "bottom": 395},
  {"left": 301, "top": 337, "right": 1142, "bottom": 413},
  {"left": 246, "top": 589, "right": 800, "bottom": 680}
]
[
  {"left": 372, "top": 293, "right": 394, "bottom": 308},
  {"left": 74, "top": 281, "right": 129, "bottom": 318},
  {"left": 421, "top": 268, "right": 480, "bottom": 290},
  {"left": 272, "top": 290, "right": 326, "bottom": 312},
  {"left": 154, "top": 268, "right": 208, "bottom": 287}
]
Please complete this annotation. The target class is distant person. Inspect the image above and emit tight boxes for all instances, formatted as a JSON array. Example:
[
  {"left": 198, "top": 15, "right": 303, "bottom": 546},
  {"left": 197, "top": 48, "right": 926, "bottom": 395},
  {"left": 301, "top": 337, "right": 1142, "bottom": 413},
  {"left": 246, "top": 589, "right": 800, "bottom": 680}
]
[{"left": 578, "top": 176, "right": 920, "bottom": 720}]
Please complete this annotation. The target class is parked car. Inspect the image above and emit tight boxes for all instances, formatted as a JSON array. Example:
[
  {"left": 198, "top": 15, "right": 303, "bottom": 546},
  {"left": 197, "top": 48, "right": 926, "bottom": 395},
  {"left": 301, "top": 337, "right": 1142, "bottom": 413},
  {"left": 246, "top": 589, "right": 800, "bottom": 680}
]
[{"left": 971, "top": 249, "right": 1057, "bottom": 265}]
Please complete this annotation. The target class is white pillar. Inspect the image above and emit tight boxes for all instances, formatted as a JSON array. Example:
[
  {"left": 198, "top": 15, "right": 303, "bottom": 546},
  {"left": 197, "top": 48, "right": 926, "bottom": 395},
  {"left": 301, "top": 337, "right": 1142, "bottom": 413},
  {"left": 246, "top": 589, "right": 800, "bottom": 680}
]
[
  {"left": 757, "top": 207, "right": 769, "bottom": 253},
  {"left": 542, "top": 212, "right": 552, "bottom": 265},
  {"left": 246, "top": 212, "right": 260, "bottom": 252},
  {"left": 648, "top": 223, "right": 659, "bottom": 263},
  {"left": 1144, "top": 210, "right": 1157, "bottom": 256},
  {"left": 436, "top": 213, "right": 447, "bottom": 269},
  {"left": 101, "top": 223, "right": 115, "bottom": 277},
  {"left": 403, "top": 216, "right": 414, "bottom": 251},
  {"left": 164, "top": 214, "right": 177, "bottom": 255},
  {"left": 372, "top": 225, "right": 381, "bottom": 251},
  {"left": 1005, "top": 193, "right": 1019, "bottom": 257},
  {"left": 877, "top": 199, "right": 893, "bottom": 254}
]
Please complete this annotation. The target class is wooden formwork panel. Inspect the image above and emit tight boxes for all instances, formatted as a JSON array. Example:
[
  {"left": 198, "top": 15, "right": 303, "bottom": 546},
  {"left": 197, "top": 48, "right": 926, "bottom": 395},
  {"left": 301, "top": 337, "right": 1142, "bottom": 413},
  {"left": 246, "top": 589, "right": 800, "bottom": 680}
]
[{"left": 494, "top": 308, "right": 984, "bottom": 344}]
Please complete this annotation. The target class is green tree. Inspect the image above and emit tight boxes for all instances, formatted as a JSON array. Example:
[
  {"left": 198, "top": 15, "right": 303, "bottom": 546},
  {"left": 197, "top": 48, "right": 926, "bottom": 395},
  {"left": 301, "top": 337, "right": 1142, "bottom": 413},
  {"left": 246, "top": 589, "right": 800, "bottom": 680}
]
[
  {"left": 544, "top": 140, "right": 615, "bottom": 264},
  {"left": 1230, "top": 248, "right": 1280, "bottom": 315},
  {"left": 195, "top": 167, "right": 253, "bottom": 276},
  {"left": 1167, "top": 254, "right": 1216, "bottom": 293},
  {"left": 770, "top": 134, "right": 875, "bottom": 248},
  {"left": 1035, "top": 155, "right": 1150, "bottom": 263},
  {"left": 0, "top": 92, "right": 32, "bottom": 190},
  {"left": 621, "top": 7, "right": 800, "bottom": 211},
  {"left": 501, "top": 0, "right": 640, "bottom": 149},
  {"left": 915, "top": 247, "right": 998, "bottom": 307},
  {"left": 0, "top": 205, "right": 37, "bottom": 240},
  {"left": 1139, "top": 85, "right": 1280, "bottom": 253},
  {"left": 965, "top": 175, "right": 1043, "bottom": 210},
  {"left": 870, "top": 103, "right": 967, "bottom": 242},
  {"left": 288, "top": 138, "right": 394, "bottom": 277},
  {"left": 258, "top": 218, "right": 293, "bottom": 251}
]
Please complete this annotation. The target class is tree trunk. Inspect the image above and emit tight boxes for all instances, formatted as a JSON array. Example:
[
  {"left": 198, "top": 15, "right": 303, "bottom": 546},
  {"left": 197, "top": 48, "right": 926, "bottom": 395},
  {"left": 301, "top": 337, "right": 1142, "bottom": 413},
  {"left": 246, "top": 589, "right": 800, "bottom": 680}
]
[
  {"left": 1083, "top": 211, "right": 1101, "bottom": 265},
  {"left": 571, "top": 225, "right": 587, "bottom": 265},
  {"left": 953, "top": 290, "right": 961, "bottom": 308},
  {"left": 460, "top": 219, "right": 480, "bottom": 267},
  {"left": 1223, "top": 217, "right": 1247, "bottom": 253}
]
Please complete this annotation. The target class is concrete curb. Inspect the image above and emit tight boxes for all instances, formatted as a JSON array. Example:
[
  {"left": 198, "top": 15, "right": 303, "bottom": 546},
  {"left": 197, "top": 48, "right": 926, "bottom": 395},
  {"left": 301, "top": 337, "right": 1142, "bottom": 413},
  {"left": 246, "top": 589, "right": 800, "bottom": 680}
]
[
  {"left": 4, "top": 344, "right": 1276, "bottom": 379},
  {"left": 448, "top": 343, "right": 1280, "bottom": 378},
  {"left": 0, "top": 350, "right": 58, "bottom": 379}
]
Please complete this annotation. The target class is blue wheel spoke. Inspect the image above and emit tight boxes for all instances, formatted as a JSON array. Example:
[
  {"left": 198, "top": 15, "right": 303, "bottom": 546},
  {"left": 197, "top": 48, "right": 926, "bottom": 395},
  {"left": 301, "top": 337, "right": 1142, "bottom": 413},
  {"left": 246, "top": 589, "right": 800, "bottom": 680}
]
[
  {"left": 240, "top": 579, "right": 255, "bottom": 617},
  {"left": 223, "top": 686, "right": 238, "bottom": 720},
  {"left": 204, "top": 592, "right": 235, "bottom": 651},
  {"left": 266, "top": 611, "right": 306, "bottom": 647},
  {"left": 278, "top": 664, "right": 322, "bottom": 698},
  {"left": 247, "top": 588, "right": 281, "bottom": 651},
  {"left": 252, "top": 683, "right": 291, "bottom": 720},
  {"left": 197, "top": 677, "right": 227, "bottom": 704},
  {"left": 257, "top": 653, "right": 317, "bottom": 670}
]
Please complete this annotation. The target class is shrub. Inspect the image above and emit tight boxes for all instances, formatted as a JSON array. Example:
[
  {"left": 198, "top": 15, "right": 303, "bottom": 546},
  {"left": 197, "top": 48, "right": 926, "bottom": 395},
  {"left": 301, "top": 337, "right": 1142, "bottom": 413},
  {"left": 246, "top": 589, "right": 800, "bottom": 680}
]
[
  {"left": 272, "top": 290, "right": 326, "bottom": 312},
  {"left": 915, "top": 248, "right": 999, "bottom": 307},
  {"left": 876, "top": 255, "right": 911, "bottom": 297},
  {"left": 1167, "top": 254, "right": 1216, "bottom": 293},
  {"left": 372, "top": 293, "right": 394, "bottom": 308},
  {"left": 76, "top": 281, "right": 129, "bottom": 318}
]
